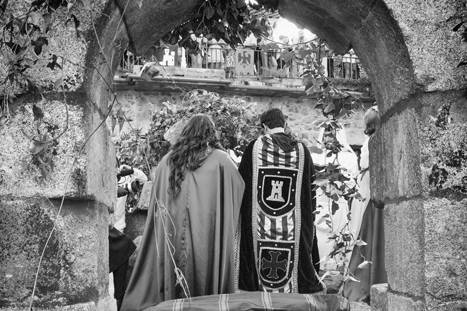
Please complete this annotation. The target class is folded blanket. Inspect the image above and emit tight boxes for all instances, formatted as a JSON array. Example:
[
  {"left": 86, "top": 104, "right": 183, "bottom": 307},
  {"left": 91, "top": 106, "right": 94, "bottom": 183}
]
[{"left": 145, "top": 292, "right": 349, "bottom": 311}]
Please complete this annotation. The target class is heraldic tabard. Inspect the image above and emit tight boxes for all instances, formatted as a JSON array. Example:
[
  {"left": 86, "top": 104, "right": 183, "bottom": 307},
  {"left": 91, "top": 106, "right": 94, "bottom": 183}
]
[{"left": 251, "top": 135, "right": 305, "bottom": 293}]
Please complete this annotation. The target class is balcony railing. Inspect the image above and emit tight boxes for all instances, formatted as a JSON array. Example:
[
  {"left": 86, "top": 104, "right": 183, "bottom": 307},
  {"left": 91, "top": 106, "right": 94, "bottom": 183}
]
[{"left": 119, "top": 45, "right": 364, "bottom": 81}]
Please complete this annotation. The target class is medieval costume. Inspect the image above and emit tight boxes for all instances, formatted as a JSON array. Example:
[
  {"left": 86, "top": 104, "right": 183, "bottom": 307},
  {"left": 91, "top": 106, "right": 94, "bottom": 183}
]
[
  {"left": 109, "top": 227, "right": 136, "bottom": 310},
  {"left": 343, "top": 133, "right": 387, "bottom": 301},
  {"left": 120, "top": 149, "right": 245, "bottom": 311},
  {"left": 238, "top": 132, "right": 323, "bottom": 293}
]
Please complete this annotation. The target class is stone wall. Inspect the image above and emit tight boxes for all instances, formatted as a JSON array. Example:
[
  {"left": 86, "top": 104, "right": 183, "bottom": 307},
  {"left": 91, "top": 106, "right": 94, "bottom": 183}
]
[
  {"left": 417, "top": 90, "right": 467, "bottom": 310},
  {"left": 0, "top": 1, "right": 124, "bottom": 309},
  {"left": 0, "top": 0, "right": 465, "bottom": 310},
  {"left": 110, "top": 90, "right": 369, "bottom": 147}
]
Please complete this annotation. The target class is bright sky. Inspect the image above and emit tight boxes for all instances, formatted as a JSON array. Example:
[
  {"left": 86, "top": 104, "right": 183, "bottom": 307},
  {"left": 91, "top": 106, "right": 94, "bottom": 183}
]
[
  {"left": 244, "top": 17, "right": 317, "bottom": 46},
  {"left": 245, "top": 0, "right": 317, "bottom": 44},
  {"left": 272, "top": 18, "right": 316, "bottom": 44}
]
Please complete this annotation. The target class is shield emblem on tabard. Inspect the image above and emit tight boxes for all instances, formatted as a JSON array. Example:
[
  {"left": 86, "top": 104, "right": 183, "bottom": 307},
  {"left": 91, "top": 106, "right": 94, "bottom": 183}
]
[
  {"left": 258, "top": 240, "right": 295, "bottom": 289},
  {"left": 257, "top": 167, "right": 298, "bottom": 216}
]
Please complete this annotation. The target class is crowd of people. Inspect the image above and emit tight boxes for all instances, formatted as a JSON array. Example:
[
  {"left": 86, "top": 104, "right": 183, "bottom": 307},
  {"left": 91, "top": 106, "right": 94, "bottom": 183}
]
[
  {"left": 156, "top": 33, "right": 306, "bottom": 79},
  {"left": 108, "top": 107, "right": 385, "bottom": 311}
]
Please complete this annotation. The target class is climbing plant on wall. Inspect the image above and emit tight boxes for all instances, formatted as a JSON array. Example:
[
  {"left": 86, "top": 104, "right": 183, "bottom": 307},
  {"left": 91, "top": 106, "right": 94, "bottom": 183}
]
[
  {"left": 300, "top": 39, "right": 368, "bottom": 287},
  {"left": 420, "top": 102, "right": 467, "bottom": 195},
  {"left": 118, "top": 90, "right": 261, "bottom": 176}
]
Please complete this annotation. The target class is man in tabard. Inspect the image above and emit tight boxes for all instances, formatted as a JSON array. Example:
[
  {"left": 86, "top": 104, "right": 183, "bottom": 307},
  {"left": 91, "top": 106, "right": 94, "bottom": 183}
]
[{"left": 237, "top": 108, "right": 323, "bottom": 293}]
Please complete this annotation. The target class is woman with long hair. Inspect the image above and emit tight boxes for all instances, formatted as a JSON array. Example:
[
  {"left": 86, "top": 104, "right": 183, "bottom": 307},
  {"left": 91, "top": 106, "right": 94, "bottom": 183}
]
[
  {"left": 342, "top": 106, "right": 387, "bottom": 302},
  {"left": 121, "top": 114, "right": 245, "bottom": 311}
]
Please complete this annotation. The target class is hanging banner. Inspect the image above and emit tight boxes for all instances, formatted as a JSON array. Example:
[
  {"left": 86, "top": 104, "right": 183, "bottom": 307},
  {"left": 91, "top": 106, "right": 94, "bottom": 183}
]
[{"left": 235, "top": 48, "right": 255, "bottom": 76}]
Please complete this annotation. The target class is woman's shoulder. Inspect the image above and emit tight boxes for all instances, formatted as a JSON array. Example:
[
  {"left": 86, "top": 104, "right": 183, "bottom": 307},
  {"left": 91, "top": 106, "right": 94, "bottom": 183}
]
[
  {"left": 209, "top": 149, "right": 236, "bottom": 165},
  {"left": 210, "top": 148, "right": 229, "bottom": 159},
  {"left": 156, "top": 151, "right": 172, "bottom": 169}
]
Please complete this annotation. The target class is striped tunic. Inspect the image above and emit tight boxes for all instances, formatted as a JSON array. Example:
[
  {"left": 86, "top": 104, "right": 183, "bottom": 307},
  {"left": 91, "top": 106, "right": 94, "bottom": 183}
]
[{"left": 252, "top": 134, "right": 305, "bottom": 293}]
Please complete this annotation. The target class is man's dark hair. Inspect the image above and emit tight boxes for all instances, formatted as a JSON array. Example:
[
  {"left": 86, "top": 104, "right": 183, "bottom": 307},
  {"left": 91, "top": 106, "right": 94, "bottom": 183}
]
[{"left": 260, "top": 108, "right": 286, "bottom": 129}]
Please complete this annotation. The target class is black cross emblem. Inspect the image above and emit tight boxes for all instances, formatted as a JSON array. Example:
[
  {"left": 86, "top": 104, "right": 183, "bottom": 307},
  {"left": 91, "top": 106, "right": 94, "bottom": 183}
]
[{"left": 261, "top": 250, "right": 288, "bottom": 280}]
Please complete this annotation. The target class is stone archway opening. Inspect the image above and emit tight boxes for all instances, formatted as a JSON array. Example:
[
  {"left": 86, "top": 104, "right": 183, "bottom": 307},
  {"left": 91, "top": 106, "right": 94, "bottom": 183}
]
[
  {"left": 85, "top": 0, "right": 423, "bottom": 310},
  {"left": 2, "top": 0, "right": 464, "bottom": 310}
]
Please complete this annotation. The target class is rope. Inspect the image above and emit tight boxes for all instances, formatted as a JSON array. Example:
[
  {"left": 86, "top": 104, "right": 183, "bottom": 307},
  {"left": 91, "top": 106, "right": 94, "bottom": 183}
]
[{"left": 152, "top": 195, "right": 192, "bottom": 300}]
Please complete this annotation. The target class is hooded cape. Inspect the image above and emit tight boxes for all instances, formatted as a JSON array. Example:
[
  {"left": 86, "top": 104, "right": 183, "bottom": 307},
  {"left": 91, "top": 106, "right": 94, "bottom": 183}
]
[
  {"left": 237, "top": 133, "right": 323, "bottom": 293},
  {"left": 121, "top": 149, "right": 245, "bottom": 311}
]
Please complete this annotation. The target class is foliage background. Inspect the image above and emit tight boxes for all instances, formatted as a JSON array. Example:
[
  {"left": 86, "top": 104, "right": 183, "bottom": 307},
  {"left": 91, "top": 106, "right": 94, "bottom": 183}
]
[
  {"left": 419, "top": 103, "right": 467, "bottom": 195},
  {"left": 118, "top": 90, "right": 261, "bottom": 176}
]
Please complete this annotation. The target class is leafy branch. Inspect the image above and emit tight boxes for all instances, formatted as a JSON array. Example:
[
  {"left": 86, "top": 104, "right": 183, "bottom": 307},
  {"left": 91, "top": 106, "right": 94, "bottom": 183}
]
[{"left": 162, "top": 0, "right": 270, "bottom": 48}]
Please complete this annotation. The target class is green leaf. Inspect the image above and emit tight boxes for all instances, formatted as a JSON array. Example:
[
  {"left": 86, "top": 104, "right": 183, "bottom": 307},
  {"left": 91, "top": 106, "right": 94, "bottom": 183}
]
[
  {"left": 357, "top": 260, "right": 372, "bottom": 269},
  {"left": 332, "top": 201, "right": 339, "bottom": 215},
  {"left": 47, "top": 54, "right": 61, "bottom": 70},
  {"left": 355, "top": 239, "right": 367, "bottom": 247},
  {"left": 324, "top": 102, "right": 336, "bottom": 114},
  {"left": 31, "top": 37, "right": 48, "bottom": 55},
  {"left": 206, "top": 6, "right": 215, "bottom": 19},
  {"left": 5, "top": 42, "right": 26, "bottom": 55},
  {"left": 29, "top": 140, "right": 48, "bottom": 155},
  {"left": 32, "top": 104, "right": 44, "bottom": 120},
  {"left": 345, "top": 275, "right": 360, "bottom": 283},
  {"left": 0, "top": 0, "right": 8, "bottom": 14}
]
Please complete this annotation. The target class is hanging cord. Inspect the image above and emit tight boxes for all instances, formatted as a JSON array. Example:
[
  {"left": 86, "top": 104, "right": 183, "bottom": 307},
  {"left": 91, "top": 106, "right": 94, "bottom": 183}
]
[{"left": 151, "top": 195, "right": 192, "bottom": 300}]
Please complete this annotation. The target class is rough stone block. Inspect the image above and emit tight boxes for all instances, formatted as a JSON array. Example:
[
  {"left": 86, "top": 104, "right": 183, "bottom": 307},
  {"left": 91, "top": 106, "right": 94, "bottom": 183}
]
[
  {"left": 0, "top": 99, "right": 86, "bottom": 198},
  {"left": 417, "top": 90, "right": 467, "bottom": 195},
  {"left": 0, "top": 197, "right": 109, "bottom": 308},
  {"left": 386, "top": 292, "right": 424, "bottom": 311},
  {"left": 383, "top": 0, "right": 466, "bottom": 92},
  {"left": 371, "top": 283, "right": 388, "bottom": 311},
  {"left": 0, "top": 1, "right": 110, "bottom": 94},
  {"left": 350, "top": 301, "right": 371, "bottom": 311},
  {"left": 0, "top": 95, "right": 116, "bottom": 208},
  {"left": 418, "top": 90, "right": 467, "bottom": 124},
  {"left": 424, "top": 197, "right": 467, "bottom": 310},
  {"left": 369, "top": 108, "right": 422, "bottom": 201},
  {"left": 352, "top": 0, "right": 416, "bottom": 114},
  {"left": 384, "top": 199, "right": 425, "bottom": 297},
  {"left": 0, "top": 296, "right": 116, "bottom": 310}
]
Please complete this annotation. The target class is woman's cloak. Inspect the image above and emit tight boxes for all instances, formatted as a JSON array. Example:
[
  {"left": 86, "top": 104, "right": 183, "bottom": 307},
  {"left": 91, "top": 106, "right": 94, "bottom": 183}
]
[{"left": 121, "top": 149, "right": 245, "bottom": 311}]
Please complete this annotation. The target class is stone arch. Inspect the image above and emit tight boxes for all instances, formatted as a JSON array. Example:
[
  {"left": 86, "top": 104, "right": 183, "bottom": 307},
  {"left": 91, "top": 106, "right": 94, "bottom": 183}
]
[
  {"left": 1, "top": 0, "right": 464, "bottom": 310},
  {"left": 85, "top": 1, "right": 424, "bottom": 309}
]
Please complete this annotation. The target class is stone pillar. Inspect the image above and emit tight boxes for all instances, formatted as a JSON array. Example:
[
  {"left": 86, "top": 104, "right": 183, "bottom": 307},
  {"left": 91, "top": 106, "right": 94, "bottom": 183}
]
[
  {"left": 418, "top": 91, "right": 467, "bottom": 310},
  {"left": 0, "top": 1, "right": 123, "bottom": 309},
  {"left": 0, "top": 95, "right": 116, "bottom": 311},
  {"left": 369, "top": 104, "right": 426, "bottom": 310},
  {"left": 382, "top": 0, "right": 467, "bottom": 309}
]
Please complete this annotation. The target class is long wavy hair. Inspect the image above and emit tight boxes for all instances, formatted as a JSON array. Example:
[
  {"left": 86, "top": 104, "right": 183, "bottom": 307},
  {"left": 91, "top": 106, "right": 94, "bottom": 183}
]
[{"left": 168, "top": 114, "right": 222, "bottom": 198}]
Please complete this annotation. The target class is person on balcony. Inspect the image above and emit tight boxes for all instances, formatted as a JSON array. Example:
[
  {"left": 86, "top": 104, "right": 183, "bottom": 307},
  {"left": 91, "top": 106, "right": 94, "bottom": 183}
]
[
  {"left": 207, "top": 38, "right": 224, "bottom": 69},
  {"left": 253, "top": 37, "right": 264, "bottom": 75},
  {"left": 185, "top": 31, "right": 202, "bottom": 68},
  {"left": 121, "top": 114, "right": 245, "bottom": 311},
  {"left": 224, "top": 44, "right": 236, "bottom": 79}
]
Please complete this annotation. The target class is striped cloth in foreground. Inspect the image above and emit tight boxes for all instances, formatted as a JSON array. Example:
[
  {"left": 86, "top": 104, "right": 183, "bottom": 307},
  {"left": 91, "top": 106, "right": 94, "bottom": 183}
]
[{"left": 145, "top": 292, "right": 349, "bottom": 311}]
